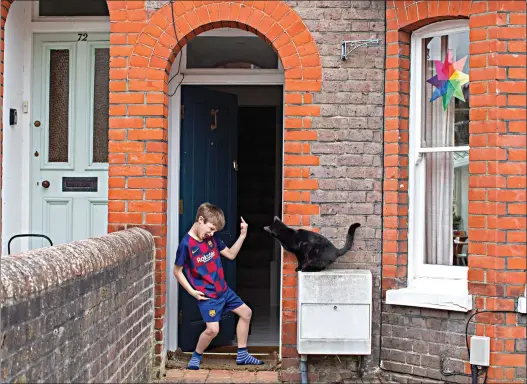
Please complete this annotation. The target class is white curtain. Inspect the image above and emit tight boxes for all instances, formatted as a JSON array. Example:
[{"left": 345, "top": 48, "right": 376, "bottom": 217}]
[
  {"left": 424, "top": 104, "right": 455, "bottom": 265},
  {"left": 423, "top": 40, "right": 455, "bottom": 265}
]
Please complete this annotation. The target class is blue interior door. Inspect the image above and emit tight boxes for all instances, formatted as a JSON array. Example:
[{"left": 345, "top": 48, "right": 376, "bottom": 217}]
[{"left": 178, "top": 86, "right": 238, "bottom": 352}]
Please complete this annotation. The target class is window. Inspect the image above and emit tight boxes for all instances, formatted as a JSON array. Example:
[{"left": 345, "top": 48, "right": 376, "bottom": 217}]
[
  {"left": 34, "top": 0, "right": 109, "bottom": 20},
  {"left": 186, "top": 36, "right": 279, "bottom": 69},
  {"left": 178, "top": 28, "right": 283, "bottom": 76},
  {"left": 408, "top": 21, "right": 470, "bottom": 281},
  {"left": 386, "top": 20, "right": 472, "bottom": 312}
]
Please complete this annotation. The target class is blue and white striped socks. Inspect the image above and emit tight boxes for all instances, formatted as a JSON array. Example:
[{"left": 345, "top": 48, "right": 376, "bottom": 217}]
[
  {"left": 236, "top": 347, "right": 264, "bottom": 365},
  {"left": 187, "top": 351, "right": 203, "bottom": 370}
]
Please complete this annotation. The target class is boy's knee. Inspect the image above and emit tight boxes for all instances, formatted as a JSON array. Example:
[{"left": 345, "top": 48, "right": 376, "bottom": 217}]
[
  {"left": 241, "top": 307, "right": 252, "bottom": 321},
  {"left": 205, "top": 323, "right": 219, "bottom": 337}
]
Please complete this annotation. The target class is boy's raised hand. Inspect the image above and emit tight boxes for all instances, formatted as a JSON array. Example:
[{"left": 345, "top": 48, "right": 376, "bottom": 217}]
[{"left": 240, "top": 217, "right": 248, "bottom": 237}]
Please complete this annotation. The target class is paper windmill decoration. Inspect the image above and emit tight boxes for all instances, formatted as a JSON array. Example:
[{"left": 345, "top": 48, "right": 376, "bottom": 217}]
[{"left": 427, "top": 50, "right": 469, "bottom": 110}]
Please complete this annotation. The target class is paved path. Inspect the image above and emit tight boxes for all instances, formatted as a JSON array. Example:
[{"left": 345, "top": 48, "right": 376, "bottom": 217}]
[{"left": 160, "top": 368, "right": 280, "bottom": 383}]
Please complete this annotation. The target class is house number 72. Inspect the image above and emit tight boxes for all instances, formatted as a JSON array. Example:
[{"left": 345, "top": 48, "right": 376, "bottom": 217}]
[{"left": 77, "top": 33, "right": 88, "bottom": 41}]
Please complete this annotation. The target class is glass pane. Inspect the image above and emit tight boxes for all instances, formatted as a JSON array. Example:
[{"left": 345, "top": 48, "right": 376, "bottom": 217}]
[
  {"left": 93, "top": 48, "right": 110, "bottom": 163},
  {"left": 423, "top": 151, "right": 469, "bottom": 266},
  {"left": 39, "top": 0, "right": 109, "bottom": 17},
  {"left": 187, "top": 36, "right": 278, "bottom": 69},
  {"left": 48, "top": 49, "right": 70, "bottom": 163},
  {"left": 422, "top": 31, "right": 470, "bottom": 147}
]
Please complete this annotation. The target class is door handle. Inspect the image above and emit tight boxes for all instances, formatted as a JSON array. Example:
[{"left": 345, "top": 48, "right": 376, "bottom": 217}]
[{"left": 42, "top": 180, "right": 50, "bottom": 189}]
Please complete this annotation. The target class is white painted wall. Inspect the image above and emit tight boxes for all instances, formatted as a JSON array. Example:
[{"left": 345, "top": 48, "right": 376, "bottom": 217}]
[{"left": 2, "top": 2, "right": 32, "bottom": 255}]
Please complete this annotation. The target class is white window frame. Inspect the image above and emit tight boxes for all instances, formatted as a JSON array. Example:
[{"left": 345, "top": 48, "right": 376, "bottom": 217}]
[
  {"left": 386, "top": 20, "right": 473, "bottom": 312},
  {"left": 518, "top": 286, "right": 527, "bottom": 314},
  {"left": 179, "top": 28, "right": 284, "bottom": 80},
  {"left": 32, "top": 0, "right": 110, "bottom": 22}
]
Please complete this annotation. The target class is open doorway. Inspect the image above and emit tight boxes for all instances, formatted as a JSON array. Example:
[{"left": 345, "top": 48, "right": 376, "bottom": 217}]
[
  {"left": 177, "top": 85, "right": 282, "bottom": 353},
  {"left": 229, "top": 88, "right": 282, "bottom": 349}
]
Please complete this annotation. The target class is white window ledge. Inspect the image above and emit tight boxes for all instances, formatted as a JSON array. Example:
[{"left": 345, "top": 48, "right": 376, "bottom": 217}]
[
  {"left": 385, "top": 277, "right": 473, "bottom": 312},
  {"left": 518, "top": 296, "right": 526, "bottom": 314}
]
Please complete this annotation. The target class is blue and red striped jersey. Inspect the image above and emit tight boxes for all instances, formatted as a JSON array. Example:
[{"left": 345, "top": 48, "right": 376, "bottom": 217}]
[{"left": 174, "top": 232, "right": 227, "bottom": 298}]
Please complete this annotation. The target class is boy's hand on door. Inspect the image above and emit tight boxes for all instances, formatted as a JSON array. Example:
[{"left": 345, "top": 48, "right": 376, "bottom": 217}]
[{"left": 240, "top": 217, "right": 248, "bottom": 238}]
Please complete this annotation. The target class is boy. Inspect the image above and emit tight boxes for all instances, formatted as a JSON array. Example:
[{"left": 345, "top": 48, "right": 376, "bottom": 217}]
[{"left": 173, "top": 202, "right": 263, "bottom": 370}]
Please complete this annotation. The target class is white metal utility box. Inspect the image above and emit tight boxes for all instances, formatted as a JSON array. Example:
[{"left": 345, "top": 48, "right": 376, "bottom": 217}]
[{"left": 297, "top": 270, "right": 372, "bottom": 355}]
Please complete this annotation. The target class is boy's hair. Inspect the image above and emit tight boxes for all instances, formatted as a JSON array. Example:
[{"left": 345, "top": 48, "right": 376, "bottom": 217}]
[{"left": 195, "top": 203, "right": 225, "bottom": 231}]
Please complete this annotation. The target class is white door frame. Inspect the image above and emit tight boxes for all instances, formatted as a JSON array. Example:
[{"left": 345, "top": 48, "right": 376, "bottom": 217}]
[
  {"left": 166, "top": 31, "right": 285, "bottom": 356},
  {"left": 2, "top": 0, "right": 109, "bottom": 253}
]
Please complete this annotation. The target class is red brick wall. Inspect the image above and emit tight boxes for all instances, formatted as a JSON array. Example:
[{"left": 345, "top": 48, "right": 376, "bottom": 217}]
[{"left": 383, "top": 1, "right": 526, "bottom": 382}]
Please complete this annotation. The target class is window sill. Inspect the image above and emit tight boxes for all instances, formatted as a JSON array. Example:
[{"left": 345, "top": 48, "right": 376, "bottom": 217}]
[
  {"left": 385, "top": 277, "right": 473, "bottom": 312},
  {"left": 518, "top": 297, "right": 526, "bottom": 314}
]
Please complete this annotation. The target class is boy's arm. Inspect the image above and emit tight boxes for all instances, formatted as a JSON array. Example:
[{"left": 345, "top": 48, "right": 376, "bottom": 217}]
[
  {"left": 173, "top": 241, "right": 208, "bottom": 301},
  {"left": 173, "top": 265, "right": 209, "bottom": 300},
  {"left": 220, "top": 234, "right": 246, "bottom": 260},
  {"left": 219, "top": 217, "right": 248, "bottom": 260}
]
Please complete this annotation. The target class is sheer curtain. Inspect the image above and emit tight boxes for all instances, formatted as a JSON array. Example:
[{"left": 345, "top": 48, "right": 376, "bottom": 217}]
[{"left": 423, "top": 42, "right": 455, "bottom": 265}]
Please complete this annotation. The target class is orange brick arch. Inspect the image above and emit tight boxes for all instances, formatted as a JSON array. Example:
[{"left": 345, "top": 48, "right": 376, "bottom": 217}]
[
  {"left": 128, "top": 1, "right": 322, "bottom": 89},
  {"left": 387, "top": 0, "right": 471, "bottom": 32},
  {"left": 109, "top": 0, "right": 323, "bottom": 363}
]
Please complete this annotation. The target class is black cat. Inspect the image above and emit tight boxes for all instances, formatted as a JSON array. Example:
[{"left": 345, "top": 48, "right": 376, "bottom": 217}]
[{"left": 263, "top": 217, "right": 361, "bottom": 272}]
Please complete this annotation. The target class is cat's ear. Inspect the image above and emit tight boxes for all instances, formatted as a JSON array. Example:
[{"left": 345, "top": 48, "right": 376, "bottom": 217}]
[
  {"left": 263, "top": 226, "right": 271, "bottom": 233},
  {"left": 273, "top": 216, "right": 280, "bottom": 222}
]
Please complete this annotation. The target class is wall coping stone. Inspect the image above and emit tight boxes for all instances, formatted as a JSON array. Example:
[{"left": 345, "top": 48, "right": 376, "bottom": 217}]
[{"left": 1, "top": 228, "right": 154, "bottom": 304}]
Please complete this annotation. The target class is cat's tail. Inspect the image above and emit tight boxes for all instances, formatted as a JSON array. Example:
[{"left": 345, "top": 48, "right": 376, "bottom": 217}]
[{"left": 336, "top": 223, "right": 361, "bottom": 257}]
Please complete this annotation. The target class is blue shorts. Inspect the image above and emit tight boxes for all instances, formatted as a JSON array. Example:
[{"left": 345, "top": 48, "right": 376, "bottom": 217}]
[{"left": 197, "top": 287, "right": 245, "bottom": 323}]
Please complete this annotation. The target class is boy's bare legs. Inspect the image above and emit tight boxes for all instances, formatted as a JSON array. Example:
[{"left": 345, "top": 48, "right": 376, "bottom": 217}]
[
  {"left": 232, "top": 304, "right": 263, "bottom": 365},
  {"left": 196, "top": 322, "right": 219, "bottom": 353},
  {"left": 232, "top": 304, "right": 252, "bottom": 347},
  {"left": 188, "top": 322, "right": 219, "bottom": 370}
]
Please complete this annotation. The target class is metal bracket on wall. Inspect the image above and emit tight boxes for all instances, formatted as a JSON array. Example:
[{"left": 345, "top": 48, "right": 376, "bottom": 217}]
[{"left": 341, "top": 39, "right": 381, "bottom": 60}]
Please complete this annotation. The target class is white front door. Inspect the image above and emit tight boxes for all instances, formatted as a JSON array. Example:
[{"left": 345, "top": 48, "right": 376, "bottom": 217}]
[{"left": 31, "top": 33, "right": 109, "bottom": 248}]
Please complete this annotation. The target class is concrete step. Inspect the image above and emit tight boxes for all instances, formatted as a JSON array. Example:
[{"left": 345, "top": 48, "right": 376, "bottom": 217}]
[{"left": 165, "top": 349, "right": 279, "bottom": 374}]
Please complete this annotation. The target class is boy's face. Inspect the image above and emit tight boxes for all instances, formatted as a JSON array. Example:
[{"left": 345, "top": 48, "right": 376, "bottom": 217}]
[{"left": 197, "top": 216, "right": 217, "bottom": 240}]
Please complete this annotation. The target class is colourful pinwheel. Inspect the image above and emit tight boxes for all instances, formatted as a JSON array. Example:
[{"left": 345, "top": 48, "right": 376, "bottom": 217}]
[{"left": 427, "top": 50, "right": 469, "bottom": 110}]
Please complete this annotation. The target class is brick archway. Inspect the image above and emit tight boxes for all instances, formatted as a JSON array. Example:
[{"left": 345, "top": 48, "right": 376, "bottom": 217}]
[{"left": 109, "top": 1, "right": 322, "bottom": 363}]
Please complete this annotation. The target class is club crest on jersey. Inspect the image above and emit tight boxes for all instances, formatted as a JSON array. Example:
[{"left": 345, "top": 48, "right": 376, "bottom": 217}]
[{"left": 209, "top": 309, "right": 216, "bottom": 317}]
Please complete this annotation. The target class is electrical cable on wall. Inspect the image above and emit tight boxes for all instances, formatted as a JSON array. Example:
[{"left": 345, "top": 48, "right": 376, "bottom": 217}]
[
  {"left": 440, "top": 309, "right": 521, "bottom": 384},
  {"left": 168, "top": 0, "right": 185, "bottom": 97}
]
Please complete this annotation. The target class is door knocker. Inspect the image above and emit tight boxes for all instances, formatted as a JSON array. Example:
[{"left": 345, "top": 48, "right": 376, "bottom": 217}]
[{"left": 210, "top": 109, "right": 219, "bottom": 130}]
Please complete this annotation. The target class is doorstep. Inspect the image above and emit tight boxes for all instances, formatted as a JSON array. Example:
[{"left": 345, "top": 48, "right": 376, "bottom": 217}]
[
  {"left": 167, "top": 348, "right": 279, "bottom": 371},
  {"left": 159, "top": 369, "right": 280, "bottom": 383}
]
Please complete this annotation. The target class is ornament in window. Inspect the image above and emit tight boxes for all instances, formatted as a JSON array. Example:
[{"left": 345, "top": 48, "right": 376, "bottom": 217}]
[{"left": 426, "top": 50, "right": 469, "bottom": 110}]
